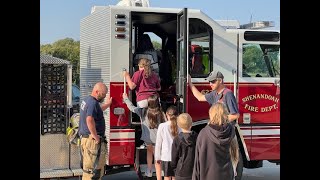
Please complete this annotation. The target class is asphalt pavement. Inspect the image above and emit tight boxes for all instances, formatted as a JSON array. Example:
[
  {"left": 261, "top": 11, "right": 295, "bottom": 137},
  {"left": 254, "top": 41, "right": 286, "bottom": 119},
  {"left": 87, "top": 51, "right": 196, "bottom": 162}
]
[{"left": 61, "top": 160, "right": 279, "bottom": 180}]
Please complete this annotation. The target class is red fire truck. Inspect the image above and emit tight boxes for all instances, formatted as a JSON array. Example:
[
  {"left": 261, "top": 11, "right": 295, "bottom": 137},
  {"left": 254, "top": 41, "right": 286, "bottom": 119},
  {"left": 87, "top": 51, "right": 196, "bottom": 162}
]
[
  {"left": 79, "top": 4, "right": 280, "bottom": 179},
  {"left": 40, "top": 3, "right": 279, "bottom": 180}
]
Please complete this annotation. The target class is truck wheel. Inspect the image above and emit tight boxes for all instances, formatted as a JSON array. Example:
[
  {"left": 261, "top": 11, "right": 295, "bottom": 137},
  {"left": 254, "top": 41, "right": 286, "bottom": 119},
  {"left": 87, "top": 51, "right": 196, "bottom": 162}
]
[{"left": 235, "top": 150, "right": 243, "bottom": 180}]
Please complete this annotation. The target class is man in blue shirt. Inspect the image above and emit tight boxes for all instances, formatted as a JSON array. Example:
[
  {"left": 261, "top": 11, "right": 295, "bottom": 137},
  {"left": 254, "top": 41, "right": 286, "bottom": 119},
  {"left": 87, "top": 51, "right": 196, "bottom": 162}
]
[
  {"left": 188, "top": 70, "right": 239, "bottom": 123},
  {"left": 188, "top": 70, "right": 241, "bottom": 179},
  {"left": 78, "top": 82, "right": 112, "bottom": 180}
]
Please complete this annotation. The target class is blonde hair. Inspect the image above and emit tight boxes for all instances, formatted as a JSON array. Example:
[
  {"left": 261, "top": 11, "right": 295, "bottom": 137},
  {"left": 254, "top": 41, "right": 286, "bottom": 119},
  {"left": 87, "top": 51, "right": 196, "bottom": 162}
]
[
  {"left": 209, "top": 103, "right": 239, "bottom": 168},
  {"left": 177, "top": 113, "right": 192, "bottom": 131},
  {"left": 208, "top": 102, "right": 229, "bottom": 125},
  {"left": 230, "top": 137, "right": 239, "bottom": 167},
  {"left": 138, "top": 58, "right": 152, "bottom": 78}
]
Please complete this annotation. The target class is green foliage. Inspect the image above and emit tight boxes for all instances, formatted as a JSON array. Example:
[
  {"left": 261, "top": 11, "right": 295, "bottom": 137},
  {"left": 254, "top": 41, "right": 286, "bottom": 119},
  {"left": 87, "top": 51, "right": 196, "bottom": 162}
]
[
  {"left": 152, "top": 41, "right": 161, "bottom": 50},
  {"left": 40, "top": 38, "right": 80, "bottom": 85},
  {"left": 243, "top": 45, "right": 264, "bottom": 74},
  {"left": 243, "top": 44, "right": 280, "bottom": 77},
  {"left": 269, "top": 51, "right": 280, "bottom": 75}
]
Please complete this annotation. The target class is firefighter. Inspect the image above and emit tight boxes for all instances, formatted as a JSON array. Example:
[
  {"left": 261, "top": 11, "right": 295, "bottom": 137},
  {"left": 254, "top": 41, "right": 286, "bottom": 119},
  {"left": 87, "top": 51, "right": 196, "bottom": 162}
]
[
  {"left": 78, "top": 82, "right": 112, "bottom": 180},
  {"left": 187, "top": 70, "right": 239, "bottom": 123},
  {"left": 188, "top": 70, "right": 240, "bottom": 178}
]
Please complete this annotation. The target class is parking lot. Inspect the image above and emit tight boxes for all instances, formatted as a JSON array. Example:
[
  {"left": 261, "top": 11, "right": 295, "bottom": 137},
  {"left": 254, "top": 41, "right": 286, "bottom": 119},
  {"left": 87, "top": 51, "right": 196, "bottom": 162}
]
[{"left": 63, "top": 160, "right": 279, "bottom": 180}]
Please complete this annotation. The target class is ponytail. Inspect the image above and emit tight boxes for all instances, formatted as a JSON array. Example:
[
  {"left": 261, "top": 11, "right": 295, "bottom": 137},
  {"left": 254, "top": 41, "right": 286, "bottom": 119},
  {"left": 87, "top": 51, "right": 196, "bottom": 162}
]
[
  {"left": 230, "top": 137, "right": 239, "bottom": 167},
  {"left": 166, "top": 106, "right": 179, "bottom": 138},
  {"left": 146, "top": 95, "right": 165, "bottom": 129}
]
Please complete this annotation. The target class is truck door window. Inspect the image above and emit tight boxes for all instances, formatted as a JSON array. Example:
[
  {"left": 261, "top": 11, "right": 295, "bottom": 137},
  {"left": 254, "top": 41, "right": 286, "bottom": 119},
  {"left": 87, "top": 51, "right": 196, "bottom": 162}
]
[
  {"left": 189, "top": 18, "right": 213, "bottom": 78},
  {"left": 242, "top": 43, "right": 280, "bottom": 78}
]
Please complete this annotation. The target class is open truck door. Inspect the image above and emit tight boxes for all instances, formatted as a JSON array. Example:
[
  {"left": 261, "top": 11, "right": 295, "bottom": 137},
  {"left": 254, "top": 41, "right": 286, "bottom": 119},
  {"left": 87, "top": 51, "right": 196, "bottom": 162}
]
[{"left": 176, "top": 8, "right": 188, "bottom": 114}]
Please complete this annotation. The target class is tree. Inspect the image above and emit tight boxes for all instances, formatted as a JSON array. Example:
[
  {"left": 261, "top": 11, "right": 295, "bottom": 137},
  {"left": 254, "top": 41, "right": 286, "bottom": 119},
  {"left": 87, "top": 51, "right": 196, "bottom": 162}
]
[
  {"left": 243, "top": 44, "right": 263, "bottom": 74},
  {"left": 243, "top": 44, "right": 280, "bottom": 77},
  {"left": 40, "top": 38, "right": 80, "bottom": 85},
  {"left": 152, "top": 41, "right": 161, "bottom": 50}
]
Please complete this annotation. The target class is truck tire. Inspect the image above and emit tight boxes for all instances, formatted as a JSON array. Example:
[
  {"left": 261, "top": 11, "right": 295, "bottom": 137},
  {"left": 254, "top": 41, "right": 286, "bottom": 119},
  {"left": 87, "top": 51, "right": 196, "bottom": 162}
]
[{"left": 235, "top": 150, "right": 243, "bottom": 180}]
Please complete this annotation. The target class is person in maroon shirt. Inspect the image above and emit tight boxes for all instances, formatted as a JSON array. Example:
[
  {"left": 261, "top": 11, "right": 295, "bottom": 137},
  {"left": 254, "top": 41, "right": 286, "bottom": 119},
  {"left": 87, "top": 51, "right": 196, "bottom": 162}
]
[{"left": 123, "top": 58, "right": 161, "bottom": 108}]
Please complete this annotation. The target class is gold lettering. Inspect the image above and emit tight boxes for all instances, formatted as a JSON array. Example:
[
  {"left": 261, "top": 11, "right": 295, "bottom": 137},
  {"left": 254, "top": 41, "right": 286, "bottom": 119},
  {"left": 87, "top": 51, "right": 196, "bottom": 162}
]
[
  {"left": 243, "top": 94, "right": 280, "bottom": 112},
  {"left": 244, "top": 104, "right": 259, "bottom": 112},
  {"left": 260, "top": 104, "right": 277, "bottom": 112},
  {"left": 272, "top": 104, "right": 277, "bottom": 109},
  {"left": 242, "top": 96, "right": 249, "bottom": 103},
  {"left": 252, "top": 94, "right": 257, "bottom": 100},
  {"left": 256, "top": 94, "right": 261, "bottom": 99},
  {"left": 244, "top": 94, "right": 279, "bottom": 103},
  {"left": 249, "top": 95, "right": 253, "bottom": 101}
]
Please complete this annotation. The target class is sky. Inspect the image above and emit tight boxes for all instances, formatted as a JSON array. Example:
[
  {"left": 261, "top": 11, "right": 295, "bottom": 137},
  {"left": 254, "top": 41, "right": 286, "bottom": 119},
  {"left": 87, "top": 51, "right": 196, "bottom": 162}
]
[{"left": 40, "top": 0, "right": 280, "bottom": 45}]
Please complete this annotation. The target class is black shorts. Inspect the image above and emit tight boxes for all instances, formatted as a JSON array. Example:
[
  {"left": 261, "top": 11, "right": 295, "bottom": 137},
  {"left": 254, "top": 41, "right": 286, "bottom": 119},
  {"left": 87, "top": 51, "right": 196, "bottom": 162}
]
[{"left": 162, "top": 161, "right": 174, "bottom": 177}]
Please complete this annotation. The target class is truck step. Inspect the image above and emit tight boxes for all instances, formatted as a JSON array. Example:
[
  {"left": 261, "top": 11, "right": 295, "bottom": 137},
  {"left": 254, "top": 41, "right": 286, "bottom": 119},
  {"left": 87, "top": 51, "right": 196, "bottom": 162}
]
[
  {"left": 71, "top": 168, "right": 83, "bottom": 176},
  {"left": 40, "top": 169, "right": 73, "bottom": 179}
]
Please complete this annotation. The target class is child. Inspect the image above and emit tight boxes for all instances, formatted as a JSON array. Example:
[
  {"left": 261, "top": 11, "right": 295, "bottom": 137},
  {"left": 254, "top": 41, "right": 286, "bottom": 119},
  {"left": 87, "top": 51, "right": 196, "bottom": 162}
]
[
  {"left": 123, "top": 93, "right": 165, "bottom": 177},
  {"left": 133, "top": 34, "right": 160, "bottom": 75},
  {"left": 171, "top": 113, "right": 198, "bottom": 180},
  {"left": 123, "top": 58, "right": 161, "bottom": 108},
  {"left": 192, "top": 102, "right": 235, "bottom": 180},
  {"left": 155, "top": 106, "right": 179, "bottom": 180}
]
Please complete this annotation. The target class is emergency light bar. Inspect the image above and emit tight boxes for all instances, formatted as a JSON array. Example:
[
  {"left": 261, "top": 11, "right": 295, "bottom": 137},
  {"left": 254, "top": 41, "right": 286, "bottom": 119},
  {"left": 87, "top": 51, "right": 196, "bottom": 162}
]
[
  {"left": 116, "top": 0, "right": 150, "bottom": 7},
  {"left": 240, "top": 21, "right": 275, "bottom": 29}
]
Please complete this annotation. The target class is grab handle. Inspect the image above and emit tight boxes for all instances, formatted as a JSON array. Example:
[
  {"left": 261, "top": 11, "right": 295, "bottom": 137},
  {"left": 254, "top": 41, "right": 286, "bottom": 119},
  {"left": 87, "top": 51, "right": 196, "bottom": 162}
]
[{"left": 122, "top": 68, "right": 127, "bottom": 93}]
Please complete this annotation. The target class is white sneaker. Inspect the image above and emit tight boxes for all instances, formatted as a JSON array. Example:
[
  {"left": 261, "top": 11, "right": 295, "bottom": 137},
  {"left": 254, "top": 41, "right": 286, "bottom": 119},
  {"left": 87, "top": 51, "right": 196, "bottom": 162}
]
[
  {"left": 145, "top": 169, "right": 152, "bottom": 177},
  {"left": 140, "top": 143, "right": 146, "bottom": 149}
]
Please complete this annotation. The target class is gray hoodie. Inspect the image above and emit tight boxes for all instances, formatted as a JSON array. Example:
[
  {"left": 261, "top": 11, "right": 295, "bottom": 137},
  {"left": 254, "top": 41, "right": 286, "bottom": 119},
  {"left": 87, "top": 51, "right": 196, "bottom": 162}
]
[{"left": 192, "top": 123, "right": 235, "bottom": 180}]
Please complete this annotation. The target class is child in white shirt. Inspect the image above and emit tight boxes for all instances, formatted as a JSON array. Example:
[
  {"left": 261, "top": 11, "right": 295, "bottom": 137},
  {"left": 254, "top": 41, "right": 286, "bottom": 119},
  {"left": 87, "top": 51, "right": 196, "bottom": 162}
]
[{"left": 155, "top": 106, "right": 179, "bottom": 180}]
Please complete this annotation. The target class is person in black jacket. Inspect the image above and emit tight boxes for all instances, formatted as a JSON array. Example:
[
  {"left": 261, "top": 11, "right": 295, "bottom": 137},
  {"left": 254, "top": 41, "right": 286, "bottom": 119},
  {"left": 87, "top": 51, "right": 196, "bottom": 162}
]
[
  {"left": 192, "top": 102, "right": 235, "bottom": 180},
  {"left": 171, "top": 113, "right": 198, "bottom": 180}
]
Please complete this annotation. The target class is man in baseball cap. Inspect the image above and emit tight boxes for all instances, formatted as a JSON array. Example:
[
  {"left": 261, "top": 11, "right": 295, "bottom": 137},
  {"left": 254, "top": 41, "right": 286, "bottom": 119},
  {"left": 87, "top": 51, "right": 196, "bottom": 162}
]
[
  {"left": 205, "top": 70, "right": 224, "bottom": 82},
  {"left": 188, "top": 70, "right": 239, "bottom": 121},
  {"left": 188, "top": 70, "right": 240, "bottom": 179}
]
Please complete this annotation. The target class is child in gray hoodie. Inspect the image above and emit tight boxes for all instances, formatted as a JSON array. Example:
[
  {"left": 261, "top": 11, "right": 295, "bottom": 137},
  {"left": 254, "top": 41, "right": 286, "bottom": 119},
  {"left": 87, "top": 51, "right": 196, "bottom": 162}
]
[{"left": 192, "top": 102, "right": 235, "bottom": 180}]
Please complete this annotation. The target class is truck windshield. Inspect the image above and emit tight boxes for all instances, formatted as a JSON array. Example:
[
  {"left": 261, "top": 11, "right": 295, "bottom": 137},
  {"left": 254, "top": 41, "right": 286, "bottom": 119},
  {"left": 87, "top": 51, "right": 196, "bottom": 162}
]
[{"left": 243, "top": 43, "right": 280, "bottom": 78}]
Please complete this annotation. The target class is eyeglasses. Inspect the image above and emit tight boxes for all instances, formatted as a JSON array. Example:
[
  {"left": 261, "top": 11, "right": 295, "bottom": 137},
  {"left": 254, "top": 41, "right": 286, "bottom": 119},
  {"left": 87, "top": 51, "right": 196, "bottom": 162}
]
[{"left": 209, "top": 79, "right": 217, "bottom": 84}]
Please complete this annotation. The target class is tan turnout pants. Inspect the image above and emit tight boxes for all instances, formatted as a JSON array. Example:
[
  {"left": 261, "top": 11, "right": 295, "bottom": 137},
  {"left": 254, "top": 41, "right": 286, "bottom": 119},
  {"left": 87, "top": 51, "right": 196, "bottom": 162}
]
[{"left": 80, "top": 135, "right": 107, "bottom": 180}]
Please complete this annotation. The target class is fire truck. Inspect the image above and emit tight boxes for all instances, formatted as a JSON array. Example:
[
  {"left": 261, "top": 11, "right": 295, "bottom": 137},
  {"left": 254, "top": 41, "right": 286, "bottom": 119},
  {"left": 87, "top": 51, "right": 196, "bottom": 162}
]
[
  {"left": 79, "top": 3, "right": 280, "bottom": 179},
  {"left": 40, "top": 3, "right": 280, "bottom": 180}
]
